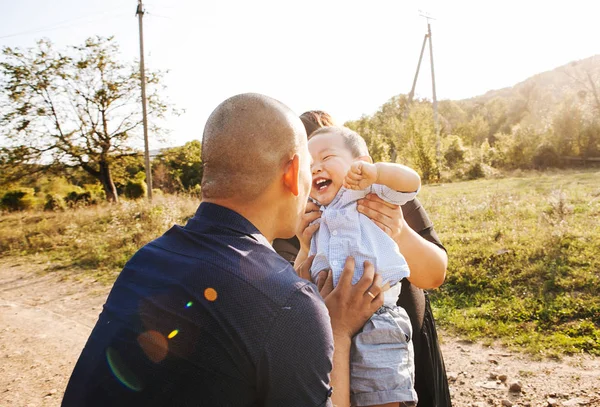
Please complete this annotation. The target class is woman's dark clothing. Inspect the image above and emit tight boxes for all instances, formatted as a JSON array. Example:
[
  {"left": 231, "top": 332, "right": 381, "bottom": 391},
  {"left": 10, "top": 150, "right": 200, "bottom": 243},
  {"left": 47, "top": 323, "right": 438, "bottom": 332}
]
[{"left": 272, "top": 198, "right": 452, "bottom": 407}]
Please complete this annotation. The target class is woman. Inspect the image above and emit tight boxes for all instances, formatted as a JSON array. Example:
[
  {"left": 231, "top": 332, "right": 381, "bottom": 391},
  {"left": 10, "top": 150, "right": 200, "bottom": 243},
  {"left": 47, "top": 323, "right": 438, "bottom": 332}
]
[{"left": 273, "top": 110, "right": 452, "bottom": 407}]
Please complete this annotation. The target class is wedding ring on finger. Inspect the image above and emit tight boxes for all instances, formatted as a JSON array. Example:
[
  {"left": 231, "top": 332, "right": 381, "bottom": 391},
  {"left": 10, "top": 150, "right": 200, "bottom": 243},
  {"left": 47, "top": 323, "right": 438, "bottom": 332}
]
[{"left": 366, "top": 291, "right": 376, "bottom": 299}]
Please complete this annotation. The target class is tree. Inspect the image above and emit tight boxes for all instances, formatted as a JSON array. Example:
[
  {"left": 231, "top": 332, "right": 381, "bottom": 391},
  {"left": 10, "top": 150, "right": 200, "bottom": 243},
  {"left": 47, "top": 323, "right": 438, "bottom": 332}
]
[
  {"left": 0, "top": 36, "right": 171, "bottom": 202},
  {"left": 345, "top": 115, "right": 392, "bottom": 164},
  {"left": 552, "top": 101, "right": 584, "bottom": 157},
  {"left": 402, "top": 104, "right": 438, "bottom": 182},
  {"left": 563, "top": 57, "right": 600, "bottom": 116},
  {"left": 455, "top": 113, "right": 490, "bottom": 146},
  {"left": 155, "top": 140, "right": 203, "bottom": 191},
  {"left": 346, "top": 95, "right": 408, "bottom": 163}
]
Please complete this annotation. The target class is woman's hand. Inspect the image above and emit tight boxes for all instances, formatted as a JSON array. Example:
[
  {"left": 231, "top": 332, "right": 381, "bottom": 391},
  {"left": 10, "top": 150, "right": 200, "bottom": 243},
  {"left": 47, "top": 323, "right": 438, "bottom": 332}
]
[
  {"left": 296, "top": 200, "right": 321, "bottom": 251},
  {"left": 294, "top": 254, "right": 314, "bottom": 281},
  {"left": 357, "top": 193, "right": 404, "bottom": 241},
  {"left": 356, "top": 193, "right": 448, "bottom": 289}
]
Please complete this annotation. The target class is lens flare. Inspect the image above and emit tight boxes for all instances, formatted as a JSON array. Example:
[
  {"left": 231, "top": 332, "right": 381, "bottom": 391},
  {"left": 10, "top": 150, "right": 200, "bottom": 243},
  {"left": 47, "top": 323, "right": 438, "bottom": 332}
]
[
  {"left": 185, "top": 301, "right": 193, "bottom": 308},
  {"left": 204, "top": 287, "right": 218, "bottom": 302},
  {"left": 106, "top": 347, "right": 143, "bottom": 391},
  {"left": 168, "top": 329, "right": 179, "bottom": 339},
  {"left": 137, "top": 330, "right": 168, "bottom": 363}
]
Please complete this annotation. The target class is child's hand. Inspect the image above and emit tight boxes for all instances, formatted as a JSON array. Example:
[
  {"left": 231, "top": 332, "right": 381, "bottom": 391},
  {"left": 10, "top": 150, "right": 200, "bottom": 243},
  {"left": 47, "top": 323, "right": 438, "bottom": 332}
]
[{"left": 343, "top": 161, "right": 378, "bottom": 190}]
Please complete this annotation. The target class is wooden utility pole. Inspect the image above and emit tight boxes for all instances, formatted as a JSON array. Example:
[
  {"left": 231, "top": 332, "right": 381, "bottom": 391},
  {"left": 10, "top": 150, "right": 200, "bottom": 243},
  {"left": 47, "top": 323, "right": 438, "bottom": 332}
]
[
  {"left": 136, "top": 0, "right": 153, "bottom": 200},
  {"left": 405, "top": 33, "right": 428, "bottom": 119},
  {"left": 427, "top": 20, "right": 441, "bottom": 178},
  {"left": 403, "top": 12, "right": 442, "bottom": 179}
]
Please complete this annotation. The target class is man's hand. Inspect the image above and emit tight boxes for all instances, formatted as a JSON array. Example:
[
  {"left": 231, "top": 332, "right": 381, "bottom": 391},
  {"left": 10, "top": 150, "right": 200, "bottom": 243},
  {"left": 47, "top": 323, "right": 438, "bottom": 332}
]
[
  {"left": 343, "top": 161, "right": 378, "bottom": 191},
  {"left": 357, "top": 193, "right": 404, "bottom": 241},
  {"left": 324, "top": 257, "right": 385, "bottom": 338}
]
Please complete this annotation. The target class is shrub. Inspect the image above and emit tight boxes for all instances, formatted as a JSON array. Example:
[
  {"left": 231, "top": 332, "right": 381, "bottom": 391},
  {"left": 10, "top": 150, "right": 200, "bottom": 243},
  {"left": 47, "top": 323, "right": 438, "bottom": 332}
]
[
  {"left": 83, "top": 184, "right": 107, "bottom": 201},
  {"left": 188, "top": 184, "right": 202, "bottom": 198},
  {"left": 124, "top": 180, "right": 147, "bottom": 199},
  {"left": 443, "top": 135, "right": 467, "bottom": 169},
  {"left": 466, "top": 162, "right": 485, "bottom": 180},
  {"left": 1, "top": 189, "right": 35, "bottom": 211},
  {"left": 42, "top": 177, "right": 83, "bottom": 197},
  {"left": 533, "top": 143, "right": 560, "bottom": 169},
  {"left": 44, "top": 194, "right": 66, "bottom": 211},
  {"left": 65, "top": 191, "right": 93, "bottom": 207}
]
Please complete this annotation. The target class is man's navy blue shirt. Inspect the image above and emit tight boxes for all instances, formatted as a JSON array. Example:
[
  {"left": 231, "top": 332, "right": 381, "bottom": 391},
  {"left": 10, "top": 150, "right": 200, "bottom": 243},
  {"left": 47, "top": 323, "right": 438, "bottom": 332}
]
[{"left": 62, "top": 202, "right": 334, "bottom": 406}]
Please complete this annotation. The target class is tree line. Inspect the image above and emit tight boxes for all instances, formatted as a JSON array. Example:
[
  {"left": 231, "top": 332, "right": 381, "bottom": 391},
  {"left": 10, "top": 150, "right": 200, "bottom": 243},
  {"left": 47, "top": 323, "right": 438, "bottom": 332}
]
[
  {"left": 1, "top": 37, "right": 599, "bottom": 210},
  {"left": 346, "top": 56, "right": 600, "bottom": 182}
]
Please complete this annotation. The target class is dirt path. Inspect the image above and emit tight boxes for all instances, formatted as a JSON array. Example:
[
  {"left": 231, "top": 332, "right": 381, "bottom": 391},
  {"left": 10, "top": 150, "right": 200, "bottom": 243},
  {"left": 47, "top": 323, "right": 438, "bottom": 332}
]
[{"left": 1, "top": 258, "right": 599, "bottom": 407}]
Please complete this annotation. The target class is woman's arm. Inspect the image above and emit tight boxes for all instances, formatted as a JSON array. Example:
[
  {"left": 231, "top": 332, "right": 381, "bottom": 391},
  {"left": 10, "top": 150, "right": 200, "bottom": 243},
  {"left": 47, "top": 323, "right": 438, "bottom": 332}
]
[
  {"left": 357, "top": 194, "right": 447, "bottom": 289},
  {"left": 396, "top": 221, "right": 447, "bottom": 289}
]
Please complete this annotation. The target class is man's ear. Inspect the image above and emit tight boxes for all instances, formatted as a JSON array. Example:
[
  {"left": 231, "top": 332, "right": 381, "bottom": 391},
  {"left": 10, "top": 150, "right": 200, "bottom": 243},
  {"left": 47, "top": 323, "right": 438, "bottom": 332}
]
[
  {"left": 357, "top": 155, "right": 373, "bottom": 164},
  {"left": 283, "top": 154, "right": 300, "bottom": 196}
]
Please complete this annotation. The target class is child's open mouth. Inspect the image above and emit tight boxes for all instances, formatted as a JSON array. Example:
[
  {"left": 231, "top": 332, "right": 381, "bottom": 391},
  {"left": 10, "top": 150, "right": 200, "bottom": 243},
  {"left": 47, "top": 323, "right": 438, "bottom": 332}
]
[{"left": 313, "top": 178, "right": 332, "bottom": 192}]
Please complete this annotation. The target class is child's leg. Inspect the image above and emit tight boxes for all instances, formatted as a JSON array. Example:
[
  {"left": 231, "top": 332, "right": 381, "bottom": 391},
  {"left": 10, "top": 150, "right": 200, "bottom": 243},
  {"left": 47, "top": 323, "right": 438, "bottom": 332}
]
[{"left": 350, "top": 308, "right": 417, "bottom": 407}]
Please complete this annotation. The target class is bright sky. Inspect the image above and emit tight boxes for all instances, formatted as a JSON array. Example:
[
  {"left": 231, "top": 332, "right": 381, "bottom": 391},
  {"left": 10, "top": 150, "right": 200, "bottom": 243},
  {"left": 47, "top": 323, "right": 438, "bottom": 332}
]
[{"left": 2, "top": 0, "right": 600, "bottom": 147}]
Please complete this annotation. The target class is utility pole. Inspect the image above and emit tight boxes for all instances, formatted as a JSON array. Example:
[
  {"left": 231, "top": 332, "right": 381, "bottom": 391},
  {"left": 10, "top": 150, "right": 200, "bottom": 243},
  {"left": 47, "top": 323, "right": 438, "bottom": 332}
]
[
  {"left": 403, "top": 11, "right": 442, "bottom": 179},
  {"left": 405, "top": 33, "right": 428, "bottom": 119},
  {"left": 427, "top": 20, "right": 441, "bottom": 179},
  {"left": 136, "top": 0, "right": 153, "bottom": 200}
]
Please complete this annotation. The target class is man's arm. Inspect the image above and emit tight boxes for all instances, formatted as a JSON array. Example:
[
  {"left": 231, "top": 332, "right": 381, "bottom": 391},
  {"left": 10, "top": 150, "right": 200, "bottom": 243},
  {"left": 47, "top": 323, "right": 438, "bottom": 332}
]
[
  {"left": 293, "top": 256, "right": 386, "bottom": 406},
  {"left": 322, "top": 258, "right": 385, "bottom": 406}
]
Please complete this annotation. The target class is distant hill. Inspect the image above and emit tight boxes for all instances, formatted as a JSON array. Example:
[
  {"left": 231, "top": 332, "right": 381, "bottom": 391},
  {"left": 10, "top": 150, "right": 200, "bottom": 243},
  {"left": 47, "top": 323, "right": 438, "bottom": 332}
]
[
  {"left": 345, "top": 54, "right": 600, "bottom": 177},
  {"left": 149, "top": 148, "right": 163, "bottom": 159},
  {"left": 463, "top": 55, "right": 600, "bottom": 124}
]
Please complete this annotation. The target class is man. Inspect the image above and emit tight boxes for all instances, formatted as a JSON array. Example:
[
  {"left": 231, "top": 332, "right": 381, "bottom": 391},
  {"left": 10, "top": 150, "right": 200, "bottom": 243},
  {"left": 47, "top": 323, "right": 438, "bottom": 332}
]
[{"left": 62, "top": 93, "right": 383, "bottom": 406}]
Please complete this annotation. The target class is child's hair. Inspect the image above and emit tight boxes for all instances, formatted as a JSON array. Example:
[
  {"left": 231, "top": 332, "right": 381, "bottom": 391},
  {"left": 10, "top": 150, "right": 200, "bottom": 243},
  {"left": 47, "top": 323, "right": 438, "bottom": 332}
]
[
  {"left": 309, "top": 126, "right": 369, "bottom": 158},
  {"left": 299, "top": 110, "right": 337, "bottom": 136}
]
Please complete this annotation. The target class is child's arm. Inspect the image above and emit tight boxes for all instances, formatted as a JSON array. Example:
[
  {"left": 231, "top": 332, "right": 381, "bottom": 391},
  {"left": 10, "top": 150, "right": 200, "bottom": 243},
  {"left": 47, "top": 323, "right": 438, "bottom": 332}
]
[
  {"left": 374, "top": 162, "right": 420, "bottom": 192},
  {"left": 344, "top": 161, "right": 421, "bottom": 193}
]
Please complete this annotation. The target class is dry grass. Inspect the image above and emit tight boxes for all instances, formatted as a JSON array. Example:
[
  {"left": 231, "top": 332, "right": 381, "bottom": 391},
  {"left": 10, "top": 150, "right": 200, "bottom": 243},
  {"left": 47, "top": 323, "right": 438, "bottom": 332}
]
[
  {"left": 0, "top": 195, "right": 198, "bottom": 281},
  {"left": 1, "top": 169, "right": 599, "bottom": 355}
]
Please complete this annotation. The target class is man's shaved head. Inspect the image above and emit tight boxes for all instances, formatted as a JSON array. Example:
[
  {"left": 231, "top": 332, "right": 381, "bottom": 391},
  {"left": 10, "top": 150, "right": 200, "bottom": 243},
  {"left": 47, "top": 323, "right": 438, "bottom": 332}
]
[{"left": 201, "top": 93, "right": 307, "bottom": 202}]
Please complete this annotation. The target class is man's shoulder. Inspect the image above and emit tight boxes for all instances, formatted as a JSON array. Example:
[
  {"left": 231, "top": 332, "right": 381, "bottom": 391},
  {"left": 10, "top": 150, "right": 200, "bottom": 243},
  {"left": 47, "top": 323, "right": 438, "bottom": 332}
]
[{"left": 126, "top": 224, "right": 315, "bottom": 308}]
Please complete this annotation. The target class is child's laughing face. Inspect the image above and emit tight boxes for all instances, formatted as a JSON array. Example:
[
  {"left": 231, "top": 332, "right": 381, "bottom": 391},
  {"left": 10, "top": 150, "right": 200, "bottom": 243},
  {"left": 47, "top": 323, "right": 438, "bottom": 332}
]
[{"left": 308, "top": 131, "right": 355, "bottom": 206}]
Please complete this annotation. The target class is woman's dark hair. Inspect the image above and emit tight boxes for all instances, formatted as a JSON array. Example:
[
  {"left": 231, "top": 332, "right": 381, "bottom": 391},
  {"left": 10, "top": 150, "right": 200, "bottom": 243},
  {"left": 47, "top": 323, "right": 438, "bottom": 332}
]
[{"left": 299, "top": 110, "right": 336, "bottom": 136}]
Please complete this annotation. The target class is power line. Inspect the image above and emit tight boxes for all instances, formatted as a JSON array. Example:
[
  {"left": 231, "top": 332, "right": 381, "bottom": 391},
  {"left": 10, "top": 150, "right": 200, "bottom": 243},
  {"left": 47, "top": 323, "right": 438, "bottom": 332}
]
[
  {"left": 0, "top": 9, "right": 131, "bottom": 40},
  {"left": 145, "top": 12, "right": 174, "bottom": 21}
]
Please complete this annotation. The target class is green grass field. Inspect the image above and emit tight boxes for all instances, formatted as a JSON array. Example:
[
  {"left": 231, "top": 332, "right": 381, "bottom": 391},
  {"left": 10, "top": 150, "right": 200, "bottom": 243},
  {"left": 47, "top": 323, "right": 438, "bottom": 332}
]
[
  {"left": 420, "top": 170, "right": 600, "bottom": 356},
  {"left": 1, "top": 170, "right": 599, "bottom": 356}
]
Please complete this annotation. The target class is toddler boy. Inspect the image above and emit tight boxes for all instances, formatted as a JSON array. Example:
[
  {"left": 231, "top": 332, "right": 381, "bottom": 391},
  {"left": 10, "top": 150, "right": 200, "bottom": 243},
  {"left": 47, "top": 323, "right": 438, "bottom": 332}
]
[{"left": 308, "top": 126, "right": 421, "bottom": 407}]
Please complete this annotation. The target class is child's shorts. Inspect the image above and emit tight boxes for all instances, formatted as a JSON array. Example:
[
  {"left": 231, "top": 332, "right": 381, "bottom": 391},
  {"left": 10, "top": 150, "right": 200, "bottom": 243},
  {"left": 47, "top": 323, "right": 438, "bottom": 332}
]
[{"left": 350, "top": 305, "right": 417, "bottom": 406}]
